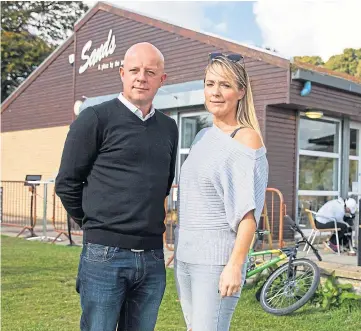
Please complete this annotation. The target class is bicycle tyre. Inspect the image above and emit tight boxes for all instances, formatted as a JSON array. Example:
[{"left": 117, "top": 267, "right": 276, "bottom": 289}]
[{"left": 260, "top": 258, "right": 320, "bottom": 315}]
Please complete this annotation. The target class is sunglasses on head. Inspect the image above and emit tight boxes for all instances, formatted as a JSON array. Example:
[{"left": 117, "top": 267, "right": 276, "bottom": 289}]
[{"left": 209, "top": 52, "right": 244, "bottom": 65}]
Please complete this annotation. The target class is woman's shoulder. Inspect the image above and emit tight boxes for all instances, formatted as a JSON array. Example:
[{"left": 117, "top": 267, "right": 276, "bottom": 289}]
[{"left": 233, "top": 127, "right": 264, "bottom": 150}]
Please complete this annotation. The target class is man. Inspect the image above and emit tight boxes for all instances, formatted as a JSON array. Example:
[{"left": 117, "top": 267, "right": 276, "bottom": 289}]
[
  {"left": 55, "top": 42, "right": 178, "bottom": 331},
  {"left": 315, "top": 197, "right": 357, "bottom": 253}
]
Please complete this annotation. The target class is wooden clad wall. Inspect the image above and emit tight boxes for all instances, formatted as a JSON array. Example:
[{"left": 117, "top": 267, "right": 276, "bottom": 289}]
[
  {"left": 73, "top": 10, "right": 289, "bottom": 134},
  {"left": 266, "top": 105, "right": 297, "bottom": 239},
  {"left": 2, "top": 7, "right": 289, "bottom": 135},
  {"left": 73, "top": 10, "right": 216, "bottom": 102},
  {"left": 290, "top": 81, "right": 361, "bottom": 121}
]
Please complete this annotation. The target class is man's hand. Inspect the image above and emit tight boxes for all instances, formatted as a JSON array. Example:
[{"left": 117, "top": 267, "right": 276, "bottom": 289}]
[{"left": 218, "top": 263, "right": 243, "bottom": 297}]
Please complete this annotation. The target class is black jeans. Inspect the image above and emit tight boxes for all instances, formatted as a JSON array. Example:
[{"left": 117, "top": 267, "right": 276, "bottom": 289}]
[{"left": 315, "top": 220, "right": 350, "bottom": 245}]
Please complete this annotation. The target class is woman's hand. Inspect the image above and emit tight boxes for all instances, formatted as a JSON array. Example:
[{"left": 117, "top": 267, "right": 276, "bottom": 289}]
[
  {"left": 219, "top": 263, "right": 243, "bottom": 297},
  {"left": 219, "top": 213, "right": 256, "bottom": 297}
]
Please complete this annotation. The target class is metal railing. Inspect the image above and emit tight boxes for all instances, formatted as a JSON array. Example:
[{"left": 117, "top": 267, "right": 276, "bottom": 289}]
[
  {"left": 262, "top": 188, "right": 287, "bottom": 248},
  {"left": 1, "top": 182, "right": 287, "bottom": 254},
  {"left": 52, "top": 189, "right": 82, "bottom": 244},
  {"left": 0, "top": 181, "right": 37, "bottom": 237}
]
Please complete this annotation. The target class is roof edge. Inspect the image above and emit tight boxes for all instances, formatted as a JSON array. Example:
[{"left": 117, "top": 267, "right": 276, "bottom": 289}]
[
  {"left": 292, "top": 61, "right": 361, "bottom": 85},
  {"left": 75, "top": 1, "right": 289, "bottom": 69},
  {"left": 292, "top": 68, "right": 361, "bottom": 95}
]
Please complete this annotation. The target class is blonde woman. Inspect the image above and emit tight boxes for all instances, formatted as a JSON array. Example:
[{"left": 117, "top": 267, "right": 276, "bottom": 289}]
[{"left": 175, "top": 53, "right": 269, "bottom": 331}]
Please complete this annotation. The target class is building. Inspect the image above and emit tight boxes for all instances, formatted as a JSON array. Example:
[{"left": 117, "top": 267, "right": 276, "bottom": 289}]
[{"left": 2, "top": 1, "right": 361, "bottom": 225}]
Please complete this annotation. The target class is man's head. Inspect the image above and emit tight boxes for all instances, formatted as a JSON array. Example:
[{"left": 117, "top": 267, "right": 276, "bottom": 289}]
[
  {"left": 345, "top": 198, "right": 357, "bottom": 215},
  {"left": 120, "top": 42, "right": 166, "bottom": 110}
]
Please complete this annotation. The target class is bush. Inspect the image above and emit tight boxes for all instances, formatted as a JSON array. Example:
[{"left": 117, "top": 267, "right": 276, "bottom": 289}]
[{"left": 311, "top": 271, "right": 361, "bottom": 310}]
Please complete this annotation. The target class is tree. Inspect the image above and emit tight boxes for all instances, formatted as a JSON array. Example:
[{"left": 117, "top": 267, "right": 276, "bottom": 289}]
[
  {"left": 356, "top": 60, "right": 361, "bottom": 79},
  {"left": 294, "top": 56, "right": 324, "bottom": 66},
  {"left": 324, "top": 48, "right": 361, "bottom": 77},
  {"left": 1, "top": 1, "right": 88, "bottom": 102},
  {"left": 294, "top": 49, "right": 361, "bottom": 80},
  {"left": 1, "top": 31, "right": 54, "bottom": 100}
]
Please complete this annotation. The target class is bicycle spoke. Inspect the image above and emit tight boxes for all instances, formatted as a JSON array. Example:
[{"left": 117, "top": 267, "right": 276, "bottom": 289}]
[{"left": 264, "top": 263, "right": 317, "bottom": 309}]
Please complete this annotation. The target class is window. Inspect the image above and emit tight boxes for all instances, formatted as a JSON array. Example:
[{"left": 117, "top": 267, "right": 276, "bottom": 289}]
[
  {"left": 297, "top": 116, "right": 341, "bottom": 224},
  {"left": 299, "top": 118, "right": 340, "bottom": 153},
  {"left": 349, "top": 124, "right": 361, "bottom": 195},
  {"left": 178, "top": 112, "right": 213, "bottom": 175},
  {"left": 299, "top": 156, "right": 338, "bottom": 191}
]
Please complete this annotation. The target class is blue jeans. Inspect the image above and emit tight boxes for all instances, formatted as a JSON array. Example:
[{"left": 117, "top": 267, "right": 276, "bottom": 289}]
[
  {"left": 175, "top": 260, "right": 247, "bottom": 331},
  {"left": 77, "top": 243, "right": 166, "bottom": 331}
]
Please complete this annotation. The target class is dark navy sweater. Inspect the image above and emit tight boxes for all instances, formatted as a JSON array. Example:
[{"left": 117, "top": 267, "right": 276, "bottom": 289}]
[{"left": 55, "top": 98, "right": 178, "bottom": 249}]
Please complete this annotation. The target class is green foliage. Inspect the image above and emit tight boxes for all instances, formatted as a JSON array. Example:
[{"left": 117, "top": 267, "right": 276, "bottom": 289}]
[
  {"left": 2, "top": 236, "right": 361, "bottom": 331},
  {"left": 1, "top": 1, "right": 89, "bottom": 44},
  {"left": 1, "top": 1, "right": 88, "bottom": 102},
  {"left": 1, "top": 30, "right": 54, "bottom": 101},
  {"left": 311, "top": 271, "right": 361, "bottom": 310},
  {"left": 356, "top": 61, "right": 361, "bottom": 79},
  {"left": 324, "top": 48, "right": 361, "bottom": 77},
  {"left": 294, "top": 48, "right": 361, "bottom": 80},
  {"left": 294, "top": 56, "right": 325, "bottom": 66}
]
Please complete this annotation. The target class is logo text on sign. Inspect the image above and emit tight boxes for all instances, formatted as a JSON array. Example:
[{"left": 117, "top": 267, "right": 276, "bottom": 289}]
[{"left": 79, "top": 29, "right": 116, "bottom": 74}]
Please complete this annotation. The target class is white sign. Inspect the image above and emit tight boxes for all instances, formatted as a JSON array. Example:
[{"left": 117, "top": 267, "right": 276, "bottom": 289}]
[{"left": 79, "top": 29, "right": 116, "bottom": 74}]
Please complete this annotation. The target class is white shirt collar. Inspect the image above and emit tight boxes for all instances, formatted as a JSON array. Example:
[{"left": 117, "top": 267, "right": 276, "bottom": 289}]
[{"left": 118, "top": 93, "right": 155, "bottom": 121}]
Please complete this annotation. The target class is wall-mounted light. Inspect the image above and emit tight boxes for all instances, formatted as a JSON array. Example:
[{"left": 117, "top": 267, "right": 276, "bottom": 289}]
[
  {"left": 73, "top": 100, "right": 83, "bottom": 116},
  {"left": 69, "top": 54, "right": 75, "bottom": 66},
  {"left": 305, "top": 110, "right": 323, "bottom": 119}
]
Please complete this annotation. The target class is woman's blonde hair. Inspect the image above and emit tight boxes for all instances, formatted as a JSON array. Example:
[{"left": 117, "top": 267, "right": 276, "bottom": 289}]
[{"left": 205, "top": 57, "right": 263, "bottom": 141}]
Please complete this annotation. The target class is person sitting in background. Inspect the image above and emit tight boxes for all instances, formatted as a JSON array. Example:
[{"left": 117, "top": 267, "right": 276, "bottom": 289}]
[{"left": 315, "top": 197, "right": 357, "bottom": 253}]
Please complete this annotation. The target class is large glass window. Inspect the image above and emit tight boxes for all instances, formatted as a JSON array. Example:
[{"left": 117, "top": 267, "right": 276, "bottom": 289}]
[
  {"left": 178, "top": 112, "right": 213, "bottom": 174},
  {"left": 299, "top": 156, "right": 338, "bottom": 191},
  {"left": 299, "top": 118, "right": 340, "bottom": 153},
  {"left": 297, "top": 116, "right": 341, "bottom": 224}
]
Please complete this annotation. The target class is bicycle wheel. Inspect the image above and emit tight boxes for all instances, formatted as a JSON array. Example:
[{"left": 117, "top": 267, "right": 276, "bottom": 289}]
[{"left": 260, "top": 258, "right": 320, "bottom": 315}]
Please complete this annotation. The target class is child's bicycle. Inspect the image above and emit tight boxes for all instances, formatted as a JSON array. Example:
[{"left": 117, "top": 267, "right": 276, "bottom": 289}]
[{"left": 246, "top": 215, "right": 322, "bottom": 316}]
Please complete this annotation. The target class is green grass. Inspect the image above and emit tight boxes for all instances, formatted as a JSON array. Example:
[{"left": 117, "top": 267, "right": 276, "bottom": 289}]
[{"left": 2, "top": 235, "right": 361, "bottom": 331}]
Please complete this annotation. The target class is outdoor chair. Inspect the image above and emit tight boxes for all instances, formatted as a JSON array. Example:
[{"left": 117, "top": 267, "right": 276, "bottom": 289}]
[{"left": 303, "top": 209, "right": 341, "bottom": 255}]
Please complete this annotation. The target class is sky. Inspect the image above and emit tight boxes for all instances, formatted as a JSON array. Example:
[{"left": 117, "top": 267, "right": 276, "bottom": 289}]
[{"left": 83, "top": 0, "right": 361, "bottom": 61}]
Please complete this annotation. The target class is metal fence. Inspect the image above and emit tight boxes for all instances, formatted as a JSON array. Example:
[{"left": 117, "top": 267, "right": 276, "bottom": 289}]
[
  {"left": 1, "top": 181, "right": 288, "bottom": 253},
  {"left": 0, "top": 181, "right": 38, "bottom": 237},
  {"left": 52, "top": 188, "right": 82, "bottom": 244}
]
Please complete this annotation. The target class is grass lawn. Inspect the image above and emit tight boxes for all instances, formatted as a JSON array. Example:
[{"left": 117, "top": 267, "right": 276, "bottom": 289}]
[{"left": 2, "top": 235, "right": 361, "bottom": 331}]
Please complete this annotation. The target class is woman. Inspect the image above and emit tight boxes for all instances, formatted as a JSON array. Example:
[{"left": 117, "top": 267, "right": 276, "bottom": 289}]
[{"left": 174, "top": 53, "right": 269, "bottom": 331}]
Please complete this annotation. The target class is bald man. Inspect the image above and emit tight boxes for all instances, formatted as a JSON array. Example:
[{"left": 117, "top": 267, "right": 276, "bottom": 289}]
[{"left": 56, "top": 43, "right": 179, "bottom": 331}]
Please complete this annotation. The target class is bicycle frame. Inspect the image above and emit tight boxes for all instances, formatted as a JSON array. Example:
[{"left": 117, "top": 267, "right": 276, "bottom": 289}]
[
  {"left": 246, "top": 249, "right": 288, "bottom": 278},
  {"left": 246, "top": 217, "right": 322, "bottom": 279}
]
